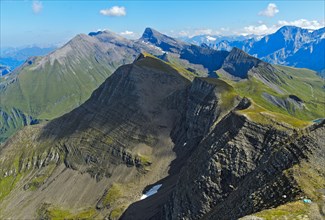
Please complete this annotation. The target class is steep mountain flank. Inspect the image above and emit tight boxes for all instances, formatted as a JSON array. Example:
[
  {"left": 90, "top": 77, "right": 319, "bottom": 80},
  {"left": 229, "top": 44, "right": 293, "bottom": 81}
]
[
  {"left": 0, "top": 107, "right": 39, "bottom": 142},
  {"left": 218, "top": 47, "right": 263, "bottom": 79},
  {"left": 0, "top": 54, "right": 241, "bottom": 219},
  {"left": 0, "top": 30, "right": 163, "bottom": 142},
  {"left": 0, "top": 54, "right": 189, "bottom": 219},
  {"left": 163, "top": 113, "right": 325, "bottom": 220},
  {"left": 179, "top": 45, "right": 229, "bottom": 73}
]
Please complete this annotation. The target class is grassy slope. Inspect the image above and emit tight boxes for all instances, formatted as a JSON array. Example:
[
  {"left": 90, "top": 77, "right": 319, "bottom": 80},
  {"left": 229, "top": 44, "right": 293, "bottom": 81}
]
[
  {"left": 252, "top": 161, "right": 325, "bottom": 220},
  {"left": 1, "top": 56, "right": 114, "bottom": 119},
  {"left": 254, "top": 201, "right": 310, "bottom": 220},
  {"left": 0, "top": 55, "right": 118, "bottom": 141},
  {"left": 218, "top": 65, "right": 325, "bottom": 128},
  {"left": 238, "top": 101, "right": 311, "bottom": 129},
  {"left": 139, "top": 52, "right": 196, "bottom": 81},
  {"left": 198, "top": 77, "right": 238, "bottom": 111}
]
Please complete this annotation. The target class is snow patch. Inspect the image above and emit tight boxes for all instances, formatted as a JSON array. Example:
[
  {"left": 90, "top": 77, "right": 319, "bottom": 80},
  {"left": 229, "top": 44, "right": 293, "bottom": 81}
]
[
  {"left": 321, "top": 33, "right": 325, "bottom": 39},
  {"left": 206, "top": 36, "right": 216, "bottom": 41},
  {"left": 141, "top": 40, "right": 166, "bottom": 53},
  {"left": 140, "top": 184, "right": 162, "bottom": 200}
]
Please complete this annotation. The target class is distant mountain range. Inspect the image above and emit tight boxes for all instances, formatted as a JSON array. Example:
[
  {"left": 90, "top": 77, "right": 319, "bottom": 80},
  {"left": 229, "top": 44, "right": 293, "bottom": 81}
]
[
  {"left": 180, "top": 34, "right": 257, "bottom": 48},
  {"left": 0, "top": 46, "right": 57, "bottom": 75},
  {"left": 181, "top": 26, "right": 325, "bottom": 75},
  {"left": 1, "top": 27, "right": 324, "bottom": 143},
  {"left": 0, "top": 28, "right": 227, "bottom": 141}
]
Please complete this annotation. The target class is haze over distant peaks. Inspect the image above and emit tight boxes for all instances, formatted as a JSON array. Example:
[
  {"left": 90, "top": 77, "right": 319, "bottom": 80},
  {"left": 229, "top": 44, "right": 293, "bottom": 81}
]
[{"left": 182, "top": 25, "right": 325, "bottom": 74}]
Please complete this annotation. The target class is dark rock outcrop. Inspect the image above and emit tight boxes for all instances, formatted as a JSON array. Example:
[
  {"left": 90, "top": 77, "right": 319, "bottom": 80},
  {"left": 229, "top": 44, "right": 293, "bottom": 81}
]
[
  {"left": 163, "top": 115, "right": 324, "bottom": 220},
  {"left": 220, "top": 47, "right": 261, "bottom": 78}
]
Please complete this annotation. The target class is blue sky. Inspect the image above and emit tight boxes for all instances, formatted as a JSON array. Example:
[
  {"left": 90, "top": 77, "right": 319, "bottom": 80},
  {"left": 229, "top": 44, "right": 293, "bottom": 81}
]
[{"left": 1, "top": 0, "right": 324, "bottom": 47}]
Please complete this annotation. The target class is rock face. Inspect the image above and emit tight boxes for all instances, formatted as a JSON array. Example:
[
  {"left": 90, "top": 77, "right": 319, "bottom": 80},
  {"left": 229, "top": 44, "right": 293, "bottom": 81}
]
[
  {"left": 163, "top": 114, "right": 324, "bottom": 220},
  {"left": 220, "top": 47, "right": 262, "bottom": 78},
  {"left": 141, "top": 27, "right": 188, "bottom": 53},
  {"left": 180, "top": 45, "right": 229, "bottom": 73},
  {"left": 121, "top": 97, "right": 324, "bottom": 220}
]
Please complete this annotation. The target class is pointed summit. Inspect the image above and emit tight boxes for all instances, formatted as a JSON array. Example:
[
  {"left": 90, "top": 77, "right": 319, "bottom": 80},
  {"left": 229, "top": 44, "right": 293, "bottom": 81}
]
[
  {"left": 220, "top": 47, "right": 263, "bottom": 79},
  {"left": 140, "top": 27, "right": 188, "bottom": 53},
  {"left": 134, "top": 52, "right": 146, "bottom": 62},
  {"left": 141, "top": 27, "right": 163, "bottom": 41},
  {"left": 88, "top": 29, "right": 127, "bottom": 43},
  {"left": 227, "top": 47, "right": 260, "bottom": 61}
]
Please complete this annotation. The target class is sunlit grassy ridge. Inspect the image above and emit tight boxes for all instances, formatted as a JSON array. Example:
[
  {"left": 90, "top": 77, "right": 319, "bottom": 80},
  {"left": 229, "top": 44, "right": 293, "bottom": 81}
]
[
  {"left": 237, "top": 101, "right": 311, "bottom": 129},
  {"left": 254, "top": 201, "right": 309, "bottom": 220},
  {"left": 253, "top": 161, "right": 325, "bottom": 220},
  {"left": 218, "top": 64, "right": 325, "bottom": 126},
  {"left": 198, "top": 77, "right": 239, "bottom": 111},
  {"left": 136, "top": 52, "right": 196, "bottom": 81},
  {"left": 39, "top": 206, "right": 98, "bottom": 220}
]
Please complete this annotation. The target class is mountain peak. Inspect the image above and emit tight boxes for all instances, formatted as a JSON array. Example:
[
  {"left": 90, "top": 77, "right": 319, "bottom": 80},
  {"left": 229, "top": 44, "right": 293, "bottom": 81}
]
[
  {"left": 228, "top": 47, "right": 260, "bottom": 61},
  {"left": 88, "top": 29, "right": 127, "bottom": 44},
  {"left": 88, "top": 30, "right": 106, "bottom": 36},
  {"left": 140, "top": 27, "right": 188, "bottom": 53},
  {"left": 142, "top": 27, "right": 161, "bottom": 39},
  {"left": 134, "top": 52, "right": 155, "bottom": 62},
  {"left": 229, "top": 46, "right": 246, "bottom": 54},
  {"left": 278, "top": 25, "right": 301, "bottom": 31},
  {"left": 275, "top": 25, "right": 309, "bottom": 36},
  {"left": 141, "top": 27, "right": 172, "bottom": 44},
  {"left": 220, "top": 47, "right": 263, "bottom": 79}
]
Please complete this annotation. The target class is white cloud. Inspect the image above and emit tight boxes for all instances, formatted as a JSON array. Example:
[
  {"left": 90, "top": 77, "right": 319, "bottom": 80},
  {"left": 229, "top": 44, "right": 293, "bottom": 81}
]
[
  {"left": 173, "top": 18, "right": 324, "bottom": 38},
  {"left": 120, "top": 30, "right": 134, "bottom": 36},
  {"left": 258, "top": 3, "right": 279, "bottom": 17},
  {"left": 177, "top": 31, "right": 190, "bottom": 37},
  {"left": 194, "top": 29, "right": 214, "bottom": 36},
  {"left": 32, "top": 0, "right": 43, "bottom": 14},
  {"left": 220, "top": 27, "right": 230, "bottom": 32},
  {"left": 242, "top": 24, "right": 277, "bottom": 36},
  {"left": 119, "top": 30, "right": 139, "bottom": 39},
  {"left": 100, "top": 6, "right": 126, "bottom": 17},
  {"left": 241, "top": 19, "right": 324, "bottom": 36},
  {"left": 176, "top": 29, "right": 220, "bottom": 38},
  {"left": 278, "top": 19, "right": 324, "bottom": 30},
  {"left": 97, "top": 28, "right": 107, "bottom": 32}
]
